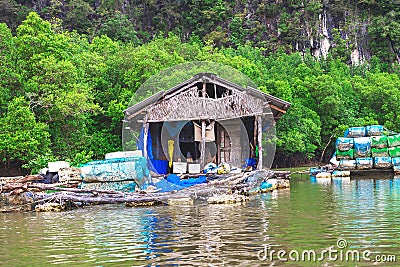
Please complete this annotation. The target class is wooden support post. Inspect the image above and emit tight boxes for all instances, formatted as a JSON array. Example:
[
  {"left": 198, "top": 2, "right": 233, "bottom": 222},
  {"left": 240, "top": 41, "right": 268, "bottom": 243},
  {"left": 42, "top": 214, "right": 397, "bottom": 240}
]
[
  {"left": 220, "top": 128, "right": 225, "bottom": 162},
  {"left": 200, "top": 82, "right": 207, "bottom": 168},
  {"left": 143, "top": 122, "right": 149, "bottom": 160},
  {"left": 216, "top": 123, "right": 221, "bottom": 164},
  {"left": 253, "top": 117, "right": 257, "bottom": 158},
  {"left": 200, "top": 120, "right": 206, "bottom": 168},
  {"left": 175, "top": 133, "right": 180, "bottom": 162},
  {"left": 257, "top": 115, "right": 263, "bottom": 170}
]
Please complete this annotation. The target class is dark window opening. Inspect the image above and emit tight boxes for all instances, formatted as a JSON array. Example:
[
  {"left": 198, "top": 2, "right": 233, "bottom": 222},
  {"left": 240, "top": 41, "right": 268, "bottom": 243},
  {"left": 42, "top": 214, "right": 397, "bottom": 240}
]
[
  {"left": 178, "top": 121, "right": 200, "bottom": 160},
  {"left": 149, "top": 122, "right": 166, "bottom": 160},
  {"left": 242, "top": 116, "right": 256, "bottom": 158},
  {"left": 179, "top": 142, "right": 200, "bottom": 161},
  {"left": 195, "top": 82, "right": 231, "bottom": 98}
]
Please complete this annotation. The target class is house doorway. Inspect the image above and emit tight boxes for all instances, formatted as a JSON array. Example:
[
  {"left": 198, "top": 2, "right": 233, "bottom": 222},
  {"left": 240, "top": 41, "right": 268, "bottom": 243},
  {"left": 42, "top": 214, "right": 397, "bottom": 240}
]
[{"left": 177, "top": 121, "right": 231, "bottom": 165}]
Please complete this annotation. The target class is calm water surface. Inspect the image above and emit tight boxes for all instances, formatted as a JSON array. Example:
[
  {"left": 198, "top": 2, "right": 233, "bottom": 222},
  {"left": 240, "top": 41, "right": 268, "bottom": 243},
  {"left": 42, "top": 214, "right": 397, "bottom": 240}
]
[{"left": 1, "top": 175, "right": 400, "bottom": 266}]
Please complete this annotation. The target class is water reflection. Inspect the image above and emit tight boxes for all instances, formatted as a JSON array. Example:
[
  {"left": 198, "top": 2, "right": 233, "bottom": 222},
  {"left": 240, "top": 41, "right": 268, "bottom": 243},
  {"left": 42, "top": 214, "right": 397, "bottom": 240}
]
[{"left": 1, "top": 175, "right": 399, "bottom": 266}]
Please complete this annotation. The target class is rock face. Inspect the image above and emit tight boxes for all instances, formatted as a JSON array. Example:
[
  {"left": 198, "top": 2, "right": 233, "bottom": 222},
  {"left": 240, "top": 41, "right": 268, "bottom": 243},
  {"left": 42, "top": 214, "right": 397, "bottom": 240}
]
[{"left": 5, "top": 1, "right": 397, "bottom": 64}]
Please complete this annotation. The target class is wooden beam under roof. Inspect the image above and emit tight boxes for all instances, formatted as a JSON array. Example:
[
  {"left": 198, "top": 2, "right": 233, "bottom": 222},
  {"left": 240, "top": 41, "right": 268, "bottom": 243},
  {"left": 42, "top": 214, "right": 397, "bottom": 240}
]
[{"left": 269, "top": 103, "right": 287, "bottom": 114}]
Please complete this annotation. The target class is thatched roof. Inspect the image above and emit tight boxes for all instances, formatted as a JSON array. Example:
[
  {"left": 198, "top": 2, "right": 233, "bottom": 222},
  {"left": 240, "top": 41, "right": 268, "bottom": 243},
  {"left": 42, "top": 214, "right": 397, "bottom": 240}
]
[{"left": 124, "top": 73, "right": 291, "bottom": 122}]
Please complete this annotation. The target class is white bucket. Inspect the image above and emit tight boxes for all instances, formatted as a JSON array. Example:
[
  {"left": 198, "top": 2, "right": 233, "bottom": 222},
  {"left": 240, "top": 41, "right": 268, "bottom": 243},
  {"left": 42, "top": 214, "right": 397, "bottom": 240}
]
[{"left": 48, "top": 161, "right": 70, "bottom": 173}]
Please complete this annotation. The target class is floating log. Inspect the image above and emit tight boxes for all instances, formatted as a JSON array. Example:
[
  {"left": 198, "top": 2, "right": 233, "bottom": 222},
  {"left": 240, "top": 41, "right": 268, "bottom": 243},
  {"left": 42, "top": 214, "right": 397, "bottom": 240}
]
[
  {"left": 0, "top": 176, "right": 24, "bottom": 183},
  {"left": 168, "top": 197, "right": 194, "bottom": 205},
  {"left": 207, "top": 194, "right": 249, "bottom": 204},
  {"left": 0, "top": 174, "right": 42, "bottom": 184},
  {"left": 273, "top": 171, "right": 291, "bottom": 179},
  {"left": 1, "top": 170, "right": 290, "bottom": 211},
  {"left": 125, "top": 200, "right": 163, "bottom": 207},
  {"left": 35, "top": 202, "right": 67, "bottom": 212}
]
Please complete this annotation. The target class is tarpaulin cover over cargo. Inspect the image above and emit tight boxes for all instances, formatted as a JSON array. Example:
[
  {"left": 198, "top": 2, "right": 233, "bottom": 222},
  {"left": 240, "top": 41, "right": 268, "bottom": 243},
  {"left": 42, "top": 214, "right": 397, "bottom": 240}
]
[
  {"left": 80, "top": 156, "right": 152, "bottom": 191},
  {"left": 335, "top": 125, "right": 400, "bottom": 172}
]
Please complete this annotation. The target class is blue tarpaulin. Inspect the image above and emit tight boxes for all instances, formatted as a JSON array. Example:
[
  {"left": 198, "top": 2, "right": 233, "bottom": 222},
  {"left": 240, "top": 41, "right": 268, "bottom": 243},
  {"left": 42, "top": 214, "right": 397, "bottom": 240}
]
[
  {"left": 366, "top": 125, "right": 384, "bottom": 136},
  {"left": 137, "top": 127, "right": 159, "bottom": 173},
  {"left": 344, "top": 127, "right": 366, "bottom": 137},
  {"left": 155, "top": 174, "right": 207, "bottom": 192},
  {"left": 154, "top": 179, "right": 185, "bottom": 192},
  {"left": 80, "top": 156, "right": 152, "bottom": 190},
  {"left": 137, "top": 127, "right": 154, "bottom": 160},
  {"left": 354, "top": 137, "right": 372, "bottom": 157},
  {"left": 335, "top": 137, "right": 354, "bottom": 151}
]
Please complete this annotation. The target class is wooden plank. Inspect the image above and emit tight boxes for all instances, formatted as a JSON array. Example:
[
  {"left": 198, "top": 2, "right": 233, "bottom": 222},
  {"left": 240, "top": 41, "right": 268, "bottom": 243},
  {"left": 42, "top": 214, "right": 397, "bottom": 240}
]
[
  {"left": 164, "top": 83, "right": 199, "bottom": 100},
  {"left": 200, "top": 82, "right": 207, "bottom": 168},
  {"left": 143, "top": 122, "right": 149, "bottom": 160},
  {"left": 200, "top": 120, "right": 206, "bottom": 168},
  {"left": 269, "top": 103, "right": 287, "bottom": 114},
  {"left": 257, "top": 115, "right": 263, "bottom": 170},
  {"left": 350, "top": 169, "right": 394, "bottom": 177},
  {"left": 253, "top": 116, "right": 257, "bottom": 158},
  {"left": 216, "top": 123, "right": 221, "bottom": 164}
]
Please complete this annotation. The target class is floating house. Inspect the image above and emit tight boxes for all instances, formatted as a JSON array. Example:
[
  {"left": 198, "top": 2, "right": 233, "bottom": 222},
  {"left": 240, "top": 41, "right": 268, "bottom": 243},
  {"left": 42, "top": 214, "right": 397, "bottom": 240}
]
[
  {"left": 123, "top": 73, "right": 291, "bottom": 173},
  {"left": 0, "top": 73, "right": 293, "bottom": 212}
]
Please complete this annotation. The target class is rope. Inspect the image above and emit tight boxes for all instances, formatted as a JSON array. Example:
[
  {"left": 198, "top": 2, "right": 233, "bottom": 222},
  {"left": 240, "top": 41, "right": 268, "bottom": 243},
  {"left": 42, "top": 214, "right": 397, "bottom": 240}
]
[{"left": 384, "top": 127, "right": 398, "bottom": 136}]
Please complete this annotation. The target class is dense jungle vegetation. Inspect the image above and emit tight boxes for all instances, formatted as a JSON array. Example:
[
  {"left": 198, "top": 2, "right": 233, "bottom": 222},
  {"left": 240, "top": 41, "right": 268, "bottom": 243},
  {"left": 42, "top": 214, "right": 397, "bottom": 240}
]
[{"left": 0, "top": 0, "right": 399, "bottom": 174}]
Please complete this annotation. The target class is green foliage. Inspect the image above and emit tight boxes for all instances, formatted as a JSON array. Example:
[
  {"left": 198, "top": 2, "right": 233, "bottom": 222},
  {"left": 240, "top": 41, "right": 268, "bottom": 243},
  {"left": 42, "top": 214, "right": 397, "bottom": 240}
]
[
  {"left": 22, "top": 153, "right": 57, "bottom": 174},
  {"left": 68, "top": 150, "right": 94, "bottom": 167},
  {"left": 305, "top": 74, "right": 341, "bottom": 131},
  {"left": 0, "top": 0, "right": 399, "bottom": 67},
  {"left": 63, "top": 0, "right": 94, "bottom": 34},
  {"left": 122, "top": 34, "right": 186, "bottom": 91},
  {"left": 357, "top": 72, "right": 400, "bottom": 130},
  {"left": 0, "top": 97, "right": 51, "bottom": 167},
  {"left": 96, "top": 12, "right": 140, "bottom": 44},
  {"left": 276, "top": 102, "right": 321, "bottom": 158},
  {"left": 0, "top": 12, "right": 399, "bottom": 173},
  {"left": 0, "top": 0, "right": 30, "bottom": 31},
  {"left": 369, "top": 11, "right": 400, "bottom": 68}
]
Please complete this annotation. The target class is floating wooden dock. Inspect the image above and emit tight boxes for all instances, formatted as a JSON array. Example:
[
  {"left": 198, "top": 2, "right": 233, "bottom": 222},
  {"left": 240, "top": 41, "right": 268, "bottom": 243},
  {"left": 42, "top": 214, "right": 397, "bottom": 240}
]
[
  {"left": 349, "top": 169, "right": 394, "bottom": 178},
  {"left": 1, "top": 170, "right": 290, "bottom": 212}
]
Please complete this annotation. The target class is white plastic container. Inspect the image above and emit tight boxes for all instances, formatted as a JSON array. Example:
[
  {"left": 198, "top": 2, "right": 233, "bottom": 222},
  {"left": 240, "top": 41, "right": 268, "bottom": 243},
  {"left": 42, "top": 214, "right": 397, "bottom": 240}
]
[
  {"left": 48, "top": 161, "right": 70, "bottom": 173},
  {"left": 173, "top": 162, "right": 187, "bottom": 173},
  {"left": 188, "top": 164, "right": 201, "bottom": 174},
  {"left": 105, "top": 150, "right": 142, "bottom": 159}
]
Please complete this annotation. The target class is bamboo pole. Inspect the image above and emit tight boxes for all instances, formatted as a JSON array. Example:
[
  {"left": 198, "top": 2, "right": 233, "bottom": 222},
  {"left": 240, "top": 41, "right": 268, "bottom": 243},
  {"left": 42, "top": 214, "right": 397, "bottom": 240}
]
[
  {"left": 216, "top": 123, "right": 221, "bottom": 164},
  {"left": 201, "top": 121, "right": 206, "bottom": 168},
  {"left": 200, "top": 82, "right": 207, "bottom": 168},
  {"left": 253, "top": 116, "right": 257, "bottom": 158},
  {"left": 143, "top": 122, "right": 149, "bottom": 160},
  {"left": 257, "top": 115, "right": 263, "bottom": 170}
]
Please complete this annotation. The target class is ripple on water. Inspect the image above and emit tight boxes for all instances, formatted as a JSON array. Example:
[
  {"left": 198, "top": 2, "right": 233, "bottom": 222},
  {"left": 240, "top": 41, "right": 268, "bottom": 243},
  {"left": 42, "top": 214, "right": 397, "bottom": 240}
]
[{"left": 1, "top": 176, "right": 400, "bottom": 266}]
